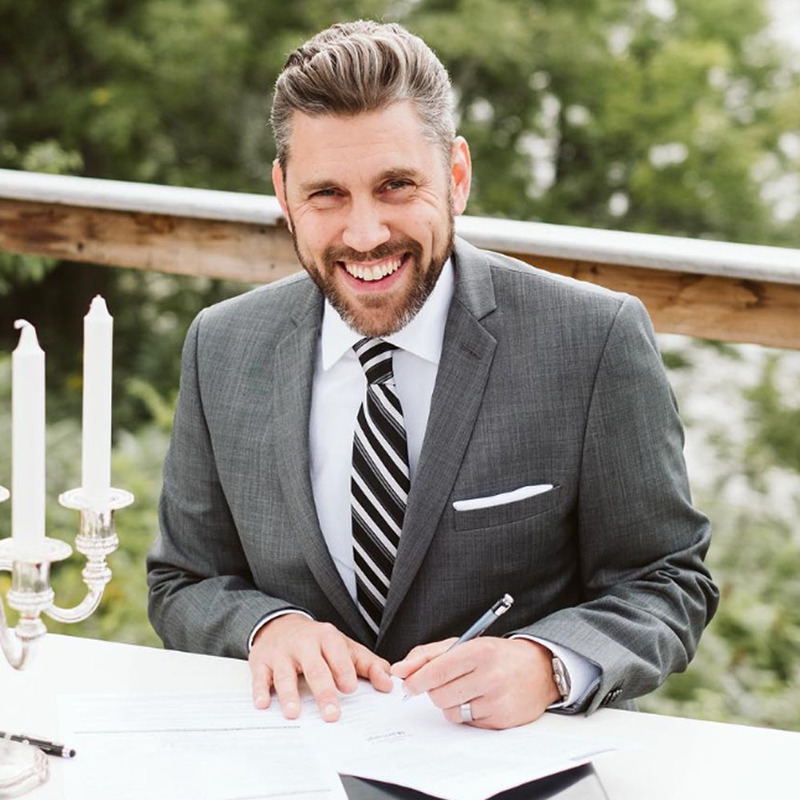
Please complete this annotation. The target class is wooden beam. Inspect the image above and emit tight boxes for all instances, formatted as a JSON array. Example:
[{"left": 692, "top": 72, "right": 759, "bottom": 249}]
[
  {"left": 518, "top": 254, "right": 800, "bottom": 350},
  {"left": 2, "top": 197, "right": 800, "bottom": 349},
  {"left": 0, "top": 198, "right": 299, "bottom": 284}
]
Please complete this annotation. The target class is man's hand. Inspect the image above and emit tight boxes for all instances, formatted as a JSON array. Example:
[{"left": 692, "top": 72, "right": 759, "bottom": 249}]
[
  {"left": 249, "top": 615, "right": 393, "bottom": 722},
  {"left": 391, "top": 637, "right": 560, "bottom": 729}
]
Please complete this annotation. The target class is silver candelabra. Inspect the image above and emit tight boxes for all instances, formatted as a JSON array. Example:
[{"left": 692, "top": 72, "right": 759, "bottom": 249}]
[{"left": 0, "top": 483, "right": 133, "bottom": 797}]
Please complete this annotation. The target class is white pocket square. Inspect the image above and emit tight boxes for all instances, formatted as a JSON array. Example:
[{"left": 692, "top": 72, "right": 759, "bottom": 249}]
[{"left": 453, "top": 484, "right": 555, "bottom": 512}]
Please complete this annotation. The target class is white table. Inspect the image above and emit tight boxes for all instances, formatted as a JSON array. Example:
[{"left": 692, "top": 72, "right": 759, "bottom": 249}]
[{"left": 2, "top": 634, "right": 798, "bottom": 799}]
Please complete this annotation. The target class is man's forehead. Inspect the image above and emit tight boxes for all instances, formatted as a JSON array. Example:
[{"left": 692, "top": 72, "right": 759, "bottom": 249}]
[{"left": 283, "top": 103, "right": 443, "bottom": 181}]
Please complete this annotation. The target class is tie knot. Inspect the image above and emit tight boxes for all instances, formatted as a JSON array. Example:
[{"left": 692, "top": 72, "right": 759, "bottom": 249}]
[{"left": 354, "top": 338, "right": 397, "bottom": 385}]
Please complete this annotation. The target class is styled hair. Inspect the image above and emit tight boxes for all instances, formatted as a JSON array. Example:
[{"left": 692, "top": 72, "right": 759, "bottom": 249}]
[{"left": 271, "top": 20, "right": 455, "bottom": 171}]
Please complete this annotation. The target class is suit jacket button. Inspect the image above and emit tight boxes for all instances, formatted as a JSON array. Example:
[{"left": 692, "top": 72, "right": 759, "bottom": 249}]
[{"left": 602, "top": 687, "right": 622, "bottom": 705}]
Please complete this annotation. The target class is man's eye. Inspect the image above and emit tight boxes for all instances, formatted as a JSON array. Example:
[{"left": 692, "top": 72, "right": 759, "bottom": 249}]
[
  {"left": 383, "top": 180, "right": 413, "bottom": 192},
  {"left": 312, "top": 188, "right": 338, "bottom": 198}
]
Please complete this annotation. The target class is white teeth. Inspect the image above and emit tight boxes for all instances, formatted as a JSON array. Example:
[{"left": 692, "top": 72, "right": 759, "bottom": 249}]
[{"left": 344, "top": 256, "right": 403, "bottom": 281}]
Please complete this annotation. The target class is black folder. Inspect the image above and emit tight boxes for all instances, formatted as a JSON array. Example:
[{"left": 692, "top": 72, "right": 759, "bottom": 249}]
[{"left": 341, "top": 763, "right": 609, "bottom": 800}]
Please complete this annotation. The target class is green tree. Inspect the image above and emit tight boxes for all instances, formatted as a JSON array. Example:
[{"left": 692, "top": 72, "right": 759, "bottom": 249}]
[{"left": 407, "top": 0, "right": 800, "bottom": 246}]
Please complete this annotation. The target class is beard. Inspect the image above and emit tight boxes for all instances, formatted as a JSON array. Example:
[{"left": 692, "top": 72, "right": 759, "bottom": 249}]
[{"left": 289, "top": 217, "right": 455, "bottom": 338}]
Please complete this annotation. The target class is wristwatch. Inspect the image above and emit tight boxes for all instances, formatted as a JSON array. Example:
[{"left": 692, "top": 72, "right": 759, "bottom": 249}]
[{"left": 552, "top": 655, "right": 571, "bottom": 702}]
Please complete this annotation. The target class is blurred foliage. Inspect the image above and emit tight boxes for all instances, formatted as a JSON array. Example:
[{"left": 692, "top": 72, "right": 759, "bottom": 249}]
[
  {"left": 1, "top": 0, "right": 800, "bottom": 730},
  {"left": 746, "top": 355, "right": 800, "bottom": 474},
  {"left": 643, "top": 339, "right": 800, "bottom": 729},
  {"left": 0, "top": 266, "right": 245, "bottom": 432}
]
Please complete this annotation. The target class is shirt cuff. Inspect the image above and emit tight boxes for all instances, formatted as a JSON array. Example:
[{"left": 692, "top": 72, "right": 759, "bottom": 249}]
[
  {"left": 511, "top": 635, "right": 601, "bottom": 709},
  {"left": 247, "top": 609, "right": 314, "bottom": 652}
]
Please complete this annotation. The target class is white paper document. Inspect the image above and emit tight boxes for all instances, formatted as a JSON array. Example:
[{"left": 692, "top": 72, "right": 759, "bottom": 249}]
[
  {"left": 300, "top": 679, "right": 616, "bottom": 800},
  {"left": 58, "top": 692, "right": 347, "bottom": 800},
  {"left": 59, "top": 682, "right": 619, "bottom": 800}
]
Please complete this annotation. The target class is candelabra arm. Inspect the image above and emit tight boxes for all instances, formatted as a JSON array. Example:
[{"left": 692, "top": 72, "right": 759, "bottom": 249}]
[
  {"left": 42, "top": 488, "right": 134, "bottom": 627},
  {"left": 0, "top": 539, "right": 65, "bottom": 673},
  {"left": 0, "top": 598, "right": 35, "bottom": 671},
  {"left": 0, "top": 490, "right": 31, "bottom": 669},
  {"left": 45, "top": 586, "right": 105, "bottom": 625}
]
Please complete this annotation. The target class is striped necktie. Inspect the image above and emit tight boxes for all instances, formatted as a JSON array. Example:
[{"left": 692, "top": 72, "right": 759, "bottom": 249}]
[{"left": 351, "top": 338, "right": 410, "bottom": 637}]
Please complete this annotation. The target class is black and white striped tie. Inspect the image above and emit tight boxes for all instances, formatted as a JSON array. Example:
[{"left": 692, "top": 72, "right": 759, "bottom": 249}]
[{"left": 351, "top": 338, "right": 410, "bottom": 637}]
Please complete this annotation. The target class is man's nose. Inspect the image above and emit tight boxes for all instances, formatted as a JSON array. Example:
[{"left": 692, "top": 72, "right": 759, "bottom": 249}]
[{"left": 341, "top": 199, "right": 391, "bottom": 253}]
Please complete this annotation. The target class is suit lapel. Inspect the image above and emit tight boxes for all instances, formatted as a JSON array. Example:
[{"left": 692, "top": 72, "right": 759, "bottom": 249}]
[
  {"left": 378, "top": 239, "right": 498, "bottom": 643},
  {"left": 271, "top": 283, "right": 372, "bottom": 642}
]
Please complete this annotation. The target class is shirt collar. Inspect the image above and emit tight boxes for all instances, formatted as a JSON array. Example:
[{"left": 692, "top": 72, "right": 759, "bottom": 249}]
[{"left": 320, "top": 257, "right": 454, "bottom": 370}]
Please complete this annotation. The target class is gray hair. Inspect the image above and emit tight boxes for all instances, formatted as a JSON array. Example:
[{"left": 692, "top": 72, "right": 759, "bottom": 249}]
[{"left": 271, "top": 20, "right": 455, "bottom": 172}]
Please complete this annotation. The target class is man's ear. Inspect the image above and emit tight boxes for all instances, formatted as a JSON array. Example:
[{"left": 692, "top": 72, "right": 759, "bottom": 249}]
[
  {"left": 450, "top": 137, "right": 472, "bottom": 216},
  {"left": 272, "top": 158, "right": 292, "bottom": 231}
]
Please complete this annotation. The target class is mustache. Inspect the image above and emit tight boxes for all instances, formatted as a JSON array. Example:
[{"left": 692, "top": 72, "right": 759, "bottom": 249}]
[{"left": 323, "top": 239, "right": 423, "bottom": 265}]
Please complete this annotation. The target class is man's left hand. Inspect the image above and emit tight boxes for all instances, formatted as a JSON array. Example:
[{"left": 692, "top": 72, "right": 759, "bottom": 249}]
[{"left": 391, "top": 637, "right": 560, "bottom": 729}]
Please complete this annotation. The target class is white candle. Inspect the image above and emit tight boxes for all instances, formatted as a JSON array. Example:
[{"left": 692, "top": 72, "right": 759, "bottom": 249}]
[
  {"left": 12, "top": 320, "right": 46, "bottom": 560},
  {"left": 82, "top": 296, "right": 113, "bottom": 510}
]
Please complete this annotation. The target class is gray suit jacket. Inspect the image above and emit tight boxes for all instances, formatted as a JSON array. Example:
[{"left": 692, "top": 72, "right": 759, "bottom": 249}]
[{"left": 147, "top": 237, "right": 718, "bottom": 713}]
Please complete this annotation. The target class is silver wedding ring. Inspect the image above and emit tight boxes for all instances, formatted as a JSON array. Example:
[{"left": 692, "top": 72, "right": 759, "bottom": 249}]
[{"left": 459, "top": 702, "right": 474, "bottom": 723}]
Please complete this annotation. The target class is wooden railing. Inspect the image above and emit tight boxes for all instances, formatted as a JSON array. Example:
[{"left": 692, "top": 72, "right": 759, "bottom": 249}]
[{"left": 1, "top": 168, "right": 799, "bottom": 349}]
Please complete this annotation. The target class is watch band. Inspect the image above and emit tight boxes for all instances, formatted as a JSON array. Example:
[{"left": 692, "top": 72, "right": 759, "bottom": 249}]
[{"left": 552, "top": 655, "right": 571, "bottom": 701}]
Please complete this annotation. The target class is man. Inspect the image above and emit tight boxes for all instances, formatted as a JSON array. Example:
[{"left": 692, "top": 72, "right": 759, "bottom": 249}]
[{"left": 147, "top": 20, "right": 718, "bottom": 731}]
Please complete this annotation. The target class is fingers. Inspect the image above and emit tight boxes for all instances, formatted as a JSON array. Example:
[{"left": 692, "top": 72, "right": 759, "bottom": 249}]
[
  {"left": 350, "top": 643, "right": 393, "bottom": 692},
  {"left": 395, "top": 637, "right": 557, "bottom": 730},
  {"left": 426, "top": 665, "right": 483, "bottom": 711},
  {"left": 441, "top": 696, "right": 501, "bottom": 729},
  {"left": 367, "top": 659, "right": 395, "bottom": 692},
  {"left": 300, "top": 650, "right": 345, "bottom": 722},
  {"left": 394, "top": 641, "right": 489, "bottom": 725},
  {"left": 441, "top": 689, "right": 541, "bottom": 730},
  {"left": 319, "top": 624, "right": 360, "bottom": 695},
  {"left": 390, "top": 638, "right": 456, "bottom": 680},
  {"left": 393, "top": 638, "right": 469, "bottom": 697},
  {"left": 278, "top": 622, "right": 351, "bottom": 722},
  {"left": 271, "top": 657, "right": 303, "bottom": 719},
  {"left": 248, "top": 615, "right": 391, "bottom": 722},
  {"left": 251, "top": 660, "right": 273, "bottom": 710}
]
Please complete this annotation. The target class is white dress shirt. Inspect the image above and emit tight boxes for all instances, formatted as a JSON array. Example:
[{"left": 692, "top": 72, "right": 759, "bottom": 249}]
[
  {"left": 309, "top": 260, "right": 453, "bottom": 597},
  {"left": 252, "top": 259, "right": 598, "bottom": 707}
]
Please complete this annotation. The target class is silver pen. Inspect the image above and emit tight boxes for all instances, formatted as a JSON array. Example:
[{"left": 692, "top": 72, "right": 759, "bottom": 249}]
[
  {"left": 446, "top": 593, "right": 515, "bottom": 650},
  {"left": 402, "top": 594, "right": 514, "bottom": 699}
]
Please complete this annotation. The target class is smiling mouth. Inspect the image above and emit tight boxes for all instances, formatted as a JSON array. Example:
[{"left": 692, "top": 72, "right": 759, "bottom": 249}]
[{"left": 339, "top": 253, "right": 406, "bottom": 282}]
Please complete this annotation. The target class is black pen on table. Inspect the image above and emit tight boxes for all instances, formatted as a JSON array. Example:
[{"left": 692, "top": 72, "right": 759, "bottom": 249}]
[
  {"left": 0, "top": 731, "right": 76, "bottom": 759},
  {"left": 402, "top": 593, "right": 514, "bottom": 699}
]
